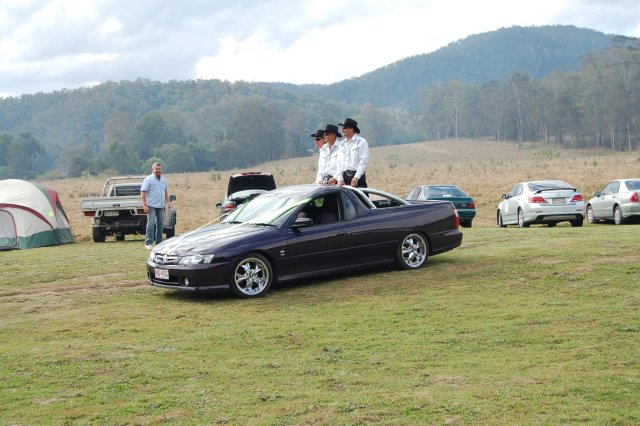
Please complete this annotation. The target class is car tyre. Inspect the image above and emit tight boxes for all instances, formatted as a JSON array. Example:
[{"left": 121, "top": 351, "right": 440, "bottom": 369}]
[
  {"left": 115, "top": 234, "right": 125, "bottom": 241},
  {"left": 613, "top": 206, "right": 624, "bottom": 225},
  {"left": 570, "top": 219, "right": 583, "bottom": 227},
  {"left": 518, "top": 209, "right": 529, "bottom": 228},
  {"left": 396, "top": 233, "right": 429, "bottom": 270},
  {"left": 498, "top": 211, "right": 507, "bottom": 228},
  {"left": 586, "top": 205, "right": 596, "bottom": 224},
  {"left": 92, "top": 227, "right": 106, "bottom": 243},
  {"left": 548, "top": 223, "right": 556, "bottom": 227},
  {"left": 165, "top": 227, "right": 175, "bottom": 239},
  {"left": 461, "top": 219, "right": 472, "bottom": 228},
  {"left": 230, "top": 253, "right": 273, "bottom": 298}
]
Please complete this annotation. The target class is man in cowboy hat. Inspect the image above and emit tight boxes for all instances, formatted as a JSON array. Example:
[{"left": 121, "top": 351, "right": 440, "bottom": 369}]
[
  {"left": 337, "top": 118, "right": 369, "bottom": 188},
  {"left": 311, "top": 129, "right": 328, "bottom": 184},
  {"left": 316, "top": 124, "right": 342, "bottom": 185}
]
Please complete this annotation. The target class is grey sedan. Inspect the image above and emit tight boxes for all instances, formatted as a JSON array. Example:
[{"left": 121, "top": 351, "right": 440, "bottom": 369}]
[
  {"left": 497, "top": 180, "right": 585, "bottom": 228},
  {"left": 586, "top": 179, "right": 640, "bottom": 225}
]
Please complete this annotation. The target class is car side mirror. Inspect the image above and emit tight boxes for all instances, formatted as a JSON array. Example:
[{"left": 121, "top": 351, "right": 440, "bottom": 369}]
[
  {"left": 170, "top": 194, "right": 176, "bottom": 202},
  {"left": 500, "top": 193, "right": 508, "bottom": 200},
  {"left": 594, "top": 191, "right": 601, "bottom": 197},
  {"left": 292, "top": 217, "right": 313, "bottom": 229},
  {"left": 215, "top": 202, "right": 222, "bottom": 208}
]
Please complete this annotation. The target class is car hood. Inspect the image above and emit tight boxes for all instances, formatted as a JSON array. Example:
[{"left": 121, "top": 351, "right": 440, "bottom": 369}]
[{"left": 153, "top": 223, "right": 275, "bottom": 255}]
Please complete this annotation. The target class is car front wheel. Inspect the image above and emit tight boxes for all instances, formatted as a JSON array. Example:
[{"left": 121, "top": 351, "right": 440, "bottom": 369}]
[
  {"left": 498, "top": 211, "right": 506, "bottom": 228},
  {"left": 614, "top": 206, "right": 624, "bottom": 225},
  {"left": 396, "top": 233, "right": 429, "bottom": 270},
  {"left": 586, "top": 205, "right": 596, "bottom": 224},
  {"left": 230, "top": 253, "right": 273, "bottom": 298},
  {"left": 518, "top": 209, "right": 529, "bottom": 228}
]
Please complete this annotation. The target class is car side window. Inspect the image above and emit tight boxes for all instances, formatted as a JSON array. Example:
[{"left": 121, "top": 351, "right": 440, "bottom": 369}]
[
  {"left": 298, "top": 194, "right": 341, "bottom": 226},
  {"left": 340, "top": 193, "right": 357, "bottom": 221},
  {"left": 602, "top": 183, "right": 615, "bottom": 195},
  {"left": 610, "top": 182, "right": 620, "bottom": 194},
  {"left": 407, "top": 187, "right": 421, "bottom": 200},
  {"left": 512, "top": 184, "right": 522, "bottom": 197}
]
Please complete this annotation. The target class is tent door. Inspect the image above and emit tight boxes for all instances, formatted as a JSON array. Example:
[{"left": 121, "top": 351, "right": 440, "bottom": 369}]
[{"left": 0, "top": 209, "right": 18, "bottom": 249}]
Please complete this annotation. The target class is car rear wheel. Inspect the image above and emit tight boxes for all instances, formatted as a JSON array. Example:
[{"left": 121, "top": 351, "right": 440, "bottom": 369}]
[
  {"left": 461, "top": 219, "right": 472, "bottom": 228},
  {"left": 570, "top": 219, "right": 583, "bottom": 227},
  {"left": 396, "top": 233, "right": 429, "bottom": 270},
  {"left": 230, "top": 253, "right": 273, "bottom": 298},
  {"left": 614, "top": 206, "right": 624, "bottom": 225},
  {"left": 165, "top": 227, "right": 175, "bottom": 239},
  {"left": 586, "top": 205, "right": 596, "bottom": 224},
  {"left": 497, "top": 211, "right": 506, "bottom": 228},
  {"left": 548, "top": 223, "right": 556, "bottom": 227},
  {"left": 518, "top": 209, "right": 529, "bottom": 228}
]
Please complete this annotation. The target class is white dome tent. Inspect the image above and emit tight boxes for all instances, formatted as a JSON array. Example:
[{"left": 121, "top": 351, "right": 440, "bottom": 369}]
[{"left": 0, "top": 179, "right": 75, "bottom": 250}]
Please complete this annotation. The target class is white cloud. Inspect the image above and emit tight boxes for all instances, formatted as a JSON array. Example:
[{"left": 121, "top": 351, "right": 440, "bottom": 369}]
[{"left": 0, "top": 0, "right": 639, "bottom": 97}]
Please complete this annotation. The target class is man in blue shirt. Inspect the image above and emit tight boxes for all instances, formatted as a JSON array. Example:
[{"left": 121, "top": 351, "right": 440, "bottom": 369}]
[{"left": 141, "top": 162, "right": 170, "bottom": 249}]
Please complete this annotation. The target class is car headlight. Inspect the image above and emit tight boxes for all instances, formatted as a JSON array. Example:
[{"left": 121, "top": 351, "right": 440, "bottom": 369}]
[{"left": 178, "top": 254, "right": 215, "bottom": 265}]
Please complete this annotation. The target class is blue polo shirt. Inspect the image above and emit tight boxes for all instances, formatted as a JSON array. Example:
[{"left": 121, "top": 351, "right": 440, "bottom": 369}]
[{"left": 141, "top": 174, "right": 168, "bottom": 208}]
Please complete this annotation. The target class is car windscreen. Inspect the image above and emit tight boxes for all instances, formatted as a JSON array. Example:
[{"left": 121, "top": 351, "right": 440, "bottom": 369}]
[
  {"left": 424, "top": 186, "right": 467, "bottom": 197},
  {"left": 626, "top": 180, "right": 640, "bottom": 190},
  {"left": 228, "top": 175, "right": 276, "bottom": 195},
  {"left": 527, "top": 182, "right": 573, "bottom": 192},
  {"left": 223, "top": 192, "right": 309, "bottom": 226}
]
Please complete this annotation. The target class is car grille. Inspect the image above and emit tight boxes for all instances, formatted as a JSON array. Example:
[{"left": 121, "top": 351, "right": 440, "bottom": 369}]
[{"left": 152, "top": 253, "right": 180, "bottom": 265}]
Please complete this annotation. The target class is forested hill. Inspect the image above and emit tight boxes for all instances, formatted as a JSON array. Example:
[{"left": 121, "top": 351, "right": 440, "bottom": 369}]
[
  {"left": 303, "top": 25, "right": 616, "bottom": 108},
  {"left": 1, "top": 25, "right": 638, "bottom": 180}
]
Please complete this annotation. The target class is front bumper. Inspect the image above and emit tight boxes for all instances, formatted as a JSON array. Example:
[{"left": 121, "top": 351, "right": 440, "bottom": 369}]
[{"left": 147, "top": 259, "right": 233, "bottom": 291}]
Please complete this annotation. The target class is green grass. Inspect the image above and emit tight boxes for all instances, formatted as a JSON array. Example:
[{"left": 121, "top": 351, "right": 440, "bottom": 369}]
[{"left": 1, "top": 225, "right": 639, "bottom": 424}]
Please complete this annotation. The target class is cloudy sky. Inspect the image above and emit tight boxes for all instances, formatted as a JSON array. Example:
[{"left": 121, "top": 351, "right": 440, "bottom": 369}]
[{"left": 1, "top": 0, "right": 639, "bottom": 98}]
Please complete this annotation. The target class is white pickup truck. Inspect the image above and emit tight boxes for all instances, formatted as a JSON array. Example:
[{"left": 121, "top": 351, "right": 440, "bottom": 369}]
[{"left": 80, "top": 176, "right": 177, "bottom": 243}]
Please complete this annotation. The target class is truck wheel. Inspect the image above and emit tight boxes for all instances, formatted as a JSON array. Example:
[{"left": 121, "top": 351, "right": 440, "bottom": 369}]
[
  {"left": 115, "top": 234, "right": 125, "bottom": 241},
  {"left": 92, "top": 227, "right": 106, "bottom": 243}
]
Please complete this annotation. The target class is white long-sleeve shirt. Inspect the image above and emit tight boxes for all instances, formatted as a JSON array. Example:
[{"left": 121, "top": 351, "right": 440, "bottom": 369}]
[
  {"left": 315, "top": 142, "right": 340, "bottom": 183},
  {"left": 337, "top": 134, "right": 369, "bottom": 182}
]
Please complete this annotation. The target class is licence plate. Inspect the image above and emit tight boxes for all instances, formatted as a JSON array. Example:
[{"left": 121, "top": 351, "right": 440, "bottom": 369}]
[
  {"left": 154, "top": 268, "right": 169, "bottom": 280},
  {"left": 104, "top": 210, "right": 119, "bottom": 216},
  {"left": 552, "top": 198, "right": 565, "bottom": 204}
]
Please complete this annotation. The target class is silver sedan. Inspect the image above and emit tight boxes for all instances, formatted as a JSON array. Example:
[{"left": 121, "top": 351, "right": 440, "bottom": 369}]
[
  {"left": 586, "top": 179, "right": 640, "bottom": 225},
  {"left": 497, "top": 180, "right": 585, "bottom": 228}
]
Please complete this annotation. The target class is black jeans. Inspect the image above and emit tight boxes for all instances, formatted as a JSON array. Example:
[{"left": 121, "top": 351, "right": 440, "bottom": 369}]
[{"left": 343, "top": 171, "right": 367, "bottom": 188}]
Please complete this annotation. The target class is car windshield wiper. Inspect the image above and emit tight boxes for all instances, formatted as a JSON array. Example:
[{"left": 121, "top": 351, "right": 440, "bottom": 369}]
[
  {"left": 224, "top": 220, "right": 244, "bottom": 224},
  {"left": 248, "top": 222, "right": 277, "bottom": 227}
]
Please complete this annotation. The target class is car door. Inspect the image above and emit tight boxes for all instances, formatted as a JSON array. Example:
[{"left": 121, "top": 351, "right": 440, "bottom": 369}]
[
  {"left": 594, "top": 182, "right": 619, "bottom": 218},
  {"left": 285, "top": 193, "right": 353, "bottom": 276},
  {"left": 503, "top": 184, "right": 522, "bottom": 224}
]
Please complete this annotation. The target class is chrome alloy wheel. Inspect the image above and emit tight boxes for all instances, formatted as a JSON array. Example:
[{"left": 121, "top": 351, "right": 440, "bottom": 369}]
[
  {"left": 233, "top": 255, "right": 271, "bottom": 297},
  {"left": 400, "top": 233, "right": 428, "bottom": 269}
]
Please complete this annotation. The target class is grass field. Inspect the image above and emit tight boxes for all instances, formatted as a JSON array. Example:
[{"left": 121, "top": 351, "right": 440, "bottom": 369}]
[{"left": 1, "top": 139, "right": 640, "bottom": 424}]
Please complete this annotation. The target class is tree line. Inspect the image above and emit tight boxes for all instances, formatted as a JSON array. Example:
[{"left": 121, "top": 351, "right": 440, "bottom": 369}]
[
  {"left": 0, "top": 40, "right": 638, "bottom": 181},
  {"left": 415, "top": 43, "right": 640, "bottom": 150}
]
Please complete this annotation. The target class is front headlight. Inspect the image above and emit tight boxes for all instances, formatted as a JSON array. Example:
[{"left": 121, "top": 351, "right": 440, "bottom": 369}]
[{"left": 178, "top": 254, "right": 215, "bottom": 265}]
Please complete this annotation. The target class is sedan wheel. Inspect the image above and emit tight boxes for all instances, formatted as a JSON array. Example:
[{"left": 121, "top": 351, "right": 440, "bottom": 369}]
[
  {"left": 614, "top": 206, "right": 624, "bottom": 225},
  {"left": 396, "top": 233, "right": 429, "bottom": 270},
  {"left": 586, "top": 205, "right": 596, "bottom": 224},
  {"left": 498, "top": 211, "right": 507, "bottom": 228},
  {"left": 230, "top": 253, "right": 273, "bottom": 298},
  {"left": 518, "top": 209, "right": 529, "bottom": 228}
]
